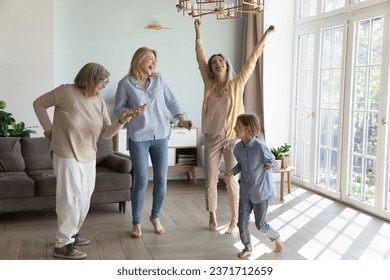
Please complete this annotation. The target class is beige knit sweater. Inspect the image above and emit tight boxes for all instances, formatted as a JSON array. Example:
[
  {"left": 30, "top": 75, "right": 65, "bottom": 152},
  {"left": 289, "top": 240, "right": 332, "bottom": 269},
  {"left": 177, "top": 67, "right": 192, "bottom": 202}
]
[{"left": 33, "top": 84, "right": 123, "bottom": 162}]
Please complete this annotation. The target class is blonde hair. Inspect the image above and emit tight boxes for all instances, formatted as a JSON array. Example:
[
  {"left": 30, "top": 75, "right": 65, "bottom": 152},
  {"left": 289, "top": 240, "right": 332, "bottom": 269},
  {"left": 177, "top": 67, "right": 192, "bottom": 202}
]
[
  {"left": 74, "top": 63, "right": 110, "bottom": 90},
  {"left": 236, "top": 113, "right": 261, "bottom": 137},
  {"left": 127, "top": 47, "right": 160, "bottom": 79}
]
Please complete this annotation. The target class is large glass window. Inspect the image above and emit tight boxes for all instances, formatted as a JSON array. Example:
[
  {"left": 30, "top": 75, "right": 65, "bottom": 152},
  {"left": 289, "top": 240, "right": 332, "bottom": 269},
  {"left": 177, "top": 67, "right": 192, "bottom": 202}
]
[
  {"left": 293, "top": 32, "right": 316, "bottom": 182},
  {"left": 317, "top": 25, "right": 344, "bottom": 191},
  {"left": 323, "top": 0, "right": 346, "bottom": 12},
  {"left": 293, "top": 0, "right": 390, "bottom": 219},
  {"left": 348, "top": 17, "right": 384, "bottom": 204},
  {"left": 299, "top": 0, "right": 317, "bottom": 19}
]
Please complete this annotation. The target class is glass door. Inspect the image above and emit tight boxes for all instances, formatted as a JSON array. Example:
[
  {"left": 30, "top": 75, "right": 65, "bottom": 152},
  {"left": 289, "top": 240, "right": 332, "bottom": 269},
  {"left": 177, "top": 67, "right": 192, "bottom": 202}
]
[
  {"left": 316, "top": 23, "right": 346, "bottom": 197},
  {"left": 342, "top": 11, "right": 388, "bottom": 216}
]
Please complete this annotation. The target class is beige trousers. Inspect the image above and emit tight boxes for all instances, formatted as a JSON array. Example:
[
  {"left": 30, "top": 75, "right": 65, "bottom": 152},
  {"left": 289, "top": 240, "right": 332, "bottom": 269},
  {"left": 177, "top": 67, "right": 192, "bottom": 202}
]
[{"left": 204, "top": 134, "right": 239, "bottom": 219}]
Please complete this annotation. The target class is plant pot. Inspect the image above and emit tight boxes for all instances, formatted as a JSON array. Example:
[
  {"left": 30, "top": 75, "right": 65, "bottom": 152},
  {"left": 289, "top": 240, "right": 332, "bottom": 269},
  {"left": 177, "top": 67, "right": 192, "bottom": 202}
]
[
  {"left": 282, "top": 156, "right": 289, "bottom": 169},
  {"left": 276, "top": 159, "right": 282, "bottom": 169}
]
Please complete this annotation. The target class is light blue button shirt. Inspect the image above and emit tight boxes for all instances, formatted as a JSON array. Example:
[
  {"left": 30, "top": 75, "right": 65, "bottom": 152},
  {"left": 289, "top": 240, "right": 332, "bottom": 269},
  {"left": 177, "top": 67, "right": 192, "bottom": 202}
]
[
  {"left": 114, "top": 75, "right": 183, "bottom": 143},
  {"left": 232, "top": 136, "right": 278, "bottom": 203}
]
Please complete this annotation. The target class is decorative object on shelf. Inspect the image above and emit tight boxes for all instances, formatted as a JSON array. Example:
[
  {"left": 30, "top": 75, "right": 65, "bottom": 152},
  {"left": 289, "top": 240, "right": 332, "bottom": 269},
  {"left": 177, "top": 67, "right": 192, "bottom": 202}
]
[
  {"left": 144, "top": 21, "right": 173, "bottom": 30},
  {"left": 271, "top": 143, "right": 291, "bottom": 169},
  {"left": 176, "top": 0, "right": 264, "bottom": 20}
]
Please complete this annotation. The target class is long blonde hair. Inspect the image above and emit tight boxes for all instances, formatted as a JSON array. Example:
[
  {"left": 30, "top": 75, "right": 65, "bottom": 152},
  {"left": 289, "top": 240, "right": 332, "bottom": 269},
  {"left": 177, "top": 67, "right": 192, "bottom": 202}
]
[{"left": 127, "top": 47, "right": 160, "bottom": 79}]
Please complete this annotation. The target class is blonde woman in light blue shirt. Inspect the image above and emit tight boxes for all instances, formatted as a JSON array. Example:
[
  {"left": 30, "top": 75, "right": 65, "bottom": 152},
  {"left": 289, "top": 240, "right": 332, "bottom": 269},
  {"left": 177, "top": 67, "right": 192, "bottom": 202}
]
[{"left": 115, "top": 47, "right": 192, "bottom": 238}]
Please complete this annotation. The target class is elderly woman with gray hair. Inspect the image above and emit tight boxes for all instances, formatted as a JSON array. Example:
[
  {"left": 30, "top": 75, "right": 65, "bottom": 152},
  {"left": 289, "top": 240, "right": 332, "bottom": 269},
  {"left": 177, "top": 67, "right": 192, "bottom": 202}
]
[
  {"left": 33, "top": 62, "right": 144, "bottom": 260},
  {"left": 194, "top": 19, "right": 274, "bottom": 234}
]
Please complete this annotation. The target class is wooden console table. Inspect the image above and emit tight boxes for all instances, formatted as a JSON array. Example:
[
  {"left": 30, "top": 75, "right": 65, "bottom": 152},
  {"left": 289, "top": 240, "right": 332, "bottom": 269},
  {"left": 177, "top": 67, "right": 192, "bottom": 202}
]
[{"left": 273, "top": 166, "right": 295, "bottom": 201}]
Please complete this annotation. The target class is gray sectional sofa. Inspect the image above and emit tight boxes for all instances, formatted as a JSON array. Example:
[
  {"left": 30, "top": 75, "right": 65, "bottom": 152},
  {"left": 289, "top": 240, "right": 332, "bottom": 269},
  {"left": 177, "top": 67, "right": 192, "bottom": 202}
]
[{"left": 0, "top": 136, "right": 132, "bottom": 214}]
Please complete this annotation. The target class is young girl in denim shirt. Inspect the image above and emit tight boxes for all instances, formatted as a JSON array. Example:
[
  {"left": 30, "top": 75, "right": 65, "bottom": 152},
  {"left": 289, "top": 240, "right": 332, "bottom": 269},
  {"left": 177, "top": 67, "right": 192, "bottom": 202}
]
[{"left": 225, "top": 113, "right": 283, "bottom": 258}]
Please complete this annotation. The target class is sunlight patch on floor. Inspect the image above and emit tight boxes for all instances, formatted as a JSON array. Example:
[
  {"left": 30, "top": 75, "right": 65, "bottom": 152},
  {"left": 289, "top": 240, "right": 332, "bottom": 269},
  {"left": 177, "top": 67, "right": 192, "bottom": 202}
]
[
  {"left": 343, "top": 223, "right": 364, "bottom": 238},
  {"left": 291, "top": 200, "right": 312, "bottom": 212},
  {"left": 354, "top": 212, "right": 373, "bottom": 226},
  {"left": 378, "top": 222, "right": 390, "bottom": 235},
  {"left": 288, "top": 214, "right": 312, "bottom": 229},
  {"left": 278, "top": 208, "right": 301, "bottom": 221},
  {"left": 316, "top": 248, "right": 342, "bottom": 260},
  {"left": 327, "top": 216, "right": 349, "bottom": 231},
  {"left": 298, "top": 239, "right": 326, "bottom": 259},
  {"left": 277, "top": 223, "right": 299, "bottom": 240},
  {"left": 339, "top": 207, "right": 359, "bottom": 219},
  {"left": 248, "top": 243, "right": 273, "bottom": 259},
  {"left": 360, "top": 248, "right": 384, "bottom": 260},
  {"left": 304, "top": 205, "right": 325, "bottom": 218},
  {"left": 314, "top": 227, "right": 338, "bottom": 244},
  {"left": 369, "top": 235, "right": 389, "bottom": 254},
  {"left": 329, "top": 234, "right": 354, "bottom": 253}
]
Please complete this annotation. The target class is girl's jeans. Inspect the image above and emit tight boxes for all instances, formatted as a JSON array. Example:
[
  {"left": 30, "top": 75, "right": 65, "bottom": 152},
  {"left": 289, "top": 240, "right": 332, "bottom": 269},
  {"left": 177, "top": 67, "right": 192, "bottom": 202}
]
[{"left": 238, "top": 198, "right": 280, "bottom": 252}]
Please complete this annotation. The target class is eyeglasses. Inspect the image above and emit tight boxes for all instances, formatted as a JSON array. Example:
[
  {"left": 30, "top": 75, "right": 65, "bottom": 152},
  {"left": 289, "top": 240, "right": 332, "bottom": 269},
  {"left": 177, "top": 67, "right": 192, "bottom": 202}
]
[{"left": 102, "top": 79, "right": 109, "bottom": 86}]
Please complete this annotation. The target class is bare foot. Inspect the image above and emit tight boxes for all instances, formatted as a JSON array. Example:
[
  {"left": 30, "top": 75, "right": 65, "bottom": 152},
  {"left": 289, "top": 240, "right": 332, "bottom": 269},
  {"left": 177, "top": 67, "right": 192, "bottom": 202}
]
[
  {"left": 274, "top": 239, "right": 283, "bottom": 252},
  {"left": 131, "top": 224, "right": 142, "bottom": 238},
  {"left": 209, "top": 211, "right": 218, "bottom": 231},
  {"left": 225, "top": 220, "right": 237, "bottom": 234},
  {"left": 238, "top": 250, "right": 252, "bottom": 258},
  {"left": 150, "top": 217, "right": 165, "bottom": 234}
]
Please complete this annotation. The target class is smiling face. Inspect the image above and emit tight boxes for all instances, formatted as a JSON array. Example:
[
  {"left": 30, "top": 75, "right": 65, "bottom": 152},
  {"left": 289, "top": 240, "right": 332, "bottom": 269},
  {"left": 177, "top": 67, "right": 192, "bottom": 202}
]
[
  {"left": 140, "top": 50, "right": 156, "bottom": 77},
  {"left": 210, "top": 55, "right": 227, "bottom": 75},
  {"left": 93, "top": 78, "right": 109, "bottom": 96}
]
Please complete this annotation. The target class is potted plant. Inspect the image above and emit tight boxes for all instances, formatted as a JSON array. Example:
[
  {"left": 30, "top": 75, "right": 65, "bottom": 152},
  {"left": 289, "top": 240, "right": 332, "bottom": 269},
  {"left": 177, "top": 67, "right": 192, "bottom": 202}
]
[
  {"left": 271, "top": 143, "right": 291, "bottom": 169},
  {"left": 280, "top": 143, "right": 291, "bottom": 168},
  {"left": 0, "top": 100, "right": 36, "bottom": 137}
]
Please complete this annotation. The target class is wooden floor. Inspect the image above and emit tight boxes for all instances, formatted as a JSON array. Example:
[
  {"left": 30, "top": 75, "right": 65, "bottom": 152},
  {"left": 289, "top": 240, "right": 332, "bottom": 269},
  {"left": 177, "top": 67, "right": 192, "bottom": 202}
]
[{"left": 0, "top": 179, "right": 389, "bottom": 260}]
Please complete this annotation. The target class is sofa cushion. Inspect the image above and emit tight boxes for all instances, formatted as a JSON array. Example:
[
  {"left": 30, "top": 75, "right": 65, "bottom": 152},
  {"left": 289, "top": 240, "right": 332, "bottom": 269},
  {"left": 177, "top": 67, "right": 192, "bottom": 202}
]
[
  {"left": 96, "top": 138, "right": 114, "bottom": 165},
  {"left": 105, "top": 154, "right": 132, "bottom": 173},
  {"left": 95, "top": 166, "right": 131, "bottom": 192},
  {"left": 0, "top": 172, "right": 35, "bottom": 198},
  {"left": 27, "top": 170, "right": 56, "bottom": 196},
  {"left": 21, "top": 137, "right": 53, "bottom": 172},
  {"left": 0, "top": 137, "right": 25, "bottom": 172}
]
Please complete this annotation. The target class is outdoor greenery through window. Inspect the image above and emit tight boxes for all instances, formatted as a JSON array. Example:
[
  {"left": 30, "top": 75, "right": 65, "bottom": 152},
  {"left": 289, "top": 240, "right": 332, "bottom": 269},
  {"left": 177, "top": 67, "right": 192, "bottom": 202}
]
[{"left": 293, "top": 0, "right": 390, "bottom": 219}]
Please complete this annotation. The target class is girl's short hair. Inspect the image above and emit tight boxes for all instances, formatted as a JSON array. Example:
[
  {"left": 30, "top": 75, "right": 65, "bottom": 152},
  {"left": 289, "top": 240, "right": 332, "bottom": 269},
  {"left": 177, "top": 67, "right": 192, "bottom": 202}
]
[
  {"left": 127, "top": 47, "right": 160, "bottom": 79},
  {"left": 207, "top": 54, "right": 235, "bottom": 81},
  {"left": 74, "top": 62, "right": 110, "bottom": 90},
  {"left": 237, "top": 113, "right": 261, "bottom": 136}
]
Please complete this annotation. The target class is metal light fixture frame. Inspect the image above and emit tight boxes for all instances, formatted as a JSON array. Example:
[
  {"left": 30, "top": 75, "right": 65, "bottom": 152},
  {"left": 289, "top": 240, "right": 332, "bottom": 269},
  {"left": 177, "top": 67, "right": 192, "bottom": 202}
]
[{"left": 176, "top": 0, "right": 264, "bottom": 20}]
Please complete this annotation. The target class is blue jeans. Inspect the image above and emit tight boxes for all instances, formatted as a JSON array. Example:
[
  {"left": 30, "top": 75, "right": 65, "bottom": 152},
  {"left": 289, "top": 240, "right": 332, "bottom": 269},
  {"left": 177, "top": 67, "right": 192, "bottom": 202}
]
[
  {"left": 129, "top": 137, "right": 168, "bottom": 225},
  {"left": 237, "top": 198, "right": 280, "bottom": 252}
]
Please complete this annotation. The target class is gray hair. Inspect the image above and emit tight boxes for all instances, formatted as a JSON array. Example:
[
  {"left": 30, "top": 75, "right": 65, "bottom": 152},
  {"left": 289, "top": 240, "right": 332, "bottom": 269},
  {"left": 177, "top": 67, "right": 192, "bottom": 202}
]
[{"left": 74, "top": 63, "right": 110, "bottom": 90}]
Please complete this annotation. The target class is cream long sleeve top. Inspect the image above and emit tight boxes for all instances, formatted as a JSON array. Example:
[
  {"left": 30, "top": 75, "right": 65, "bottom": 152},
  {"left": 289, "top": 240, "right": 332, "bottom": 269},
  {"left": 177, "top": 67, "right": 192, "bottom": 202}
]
[
  {"left": 195, "top": 36, "right": 268, "bottom": 140},
  {"left": 33, "top": 84, "right": 124, "bottom": 162}
]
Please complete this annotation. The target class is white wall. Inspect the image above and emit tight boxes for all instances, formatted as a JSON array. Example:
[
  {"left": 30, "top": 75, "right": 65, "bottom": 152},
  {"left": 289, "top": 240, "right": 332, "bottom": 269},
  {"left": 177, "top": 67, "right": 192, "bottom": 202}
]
[
  {"left": 0, "top": 0, "right": 54, "bottom": 130},
  {"left": 263, "top": 0, "right": 295, "bottom": 149}
]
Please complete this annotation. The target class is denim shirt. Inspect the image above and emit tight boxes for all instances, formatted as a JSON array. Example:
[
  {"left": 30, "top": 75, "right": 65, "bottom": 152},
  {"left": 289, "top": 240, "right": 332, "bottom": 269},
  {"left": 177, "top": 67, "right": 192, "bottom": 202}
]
[
  {"left": 114, "top": 75, "right": 183, "bottom": 144},
  {"left": 232, "top": 136, "right": 278, "bottom": 203}
]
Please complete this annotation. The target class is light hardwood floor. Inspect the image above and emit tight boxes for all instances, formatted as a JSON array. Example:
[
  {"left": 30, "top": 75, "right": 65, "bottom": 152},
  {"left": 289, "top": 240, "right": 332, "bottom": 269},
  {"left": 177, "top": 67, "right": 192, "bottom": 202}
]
[{"left": 0, "top": 179, "right": 389, "bottom": 260}]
